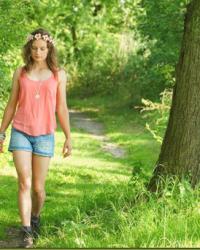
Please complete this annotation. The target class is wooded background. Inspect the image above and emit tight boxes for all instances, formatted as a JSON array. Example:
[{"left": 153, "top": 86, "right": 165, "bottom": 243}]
[{"left": 0, "top": 0, "right": 189, "bottom": 109}]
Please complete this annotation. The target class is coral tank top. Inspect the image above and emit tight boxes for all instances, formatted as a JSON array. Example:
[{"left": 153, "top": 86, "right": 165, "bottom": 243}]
[{"left": 12, "top": 67, "right": 58, "bottom": 136}]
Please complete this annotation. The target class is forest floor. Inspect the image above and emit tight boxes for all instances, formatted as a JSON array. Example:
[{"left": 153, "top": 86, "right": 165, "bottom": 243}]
[{"left": 0, "top": 95, "right": 169, "bottom": 248}]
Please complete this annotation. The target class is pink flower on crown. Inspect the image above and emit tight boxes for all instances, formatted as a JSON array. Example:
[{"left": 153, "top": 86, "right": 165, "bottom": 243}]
[
  {"left": 35, "top": 33, "right": 42, "bottom": 40},
  {"left": 42, "top": 34, "right": 49, "bottom": 41},
  {"left": 26, "top": 32, "right": 55, "bottom": 45},
  {"left": 48, "top": 36, "right": 55, "bottom": 45}
]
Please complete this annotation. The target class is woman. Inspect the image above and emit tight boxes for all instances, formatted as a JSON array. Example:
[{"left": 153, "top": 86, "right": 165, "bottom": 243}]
[{"left": 0, "top": 28, "right": 72, "bottom": 248}]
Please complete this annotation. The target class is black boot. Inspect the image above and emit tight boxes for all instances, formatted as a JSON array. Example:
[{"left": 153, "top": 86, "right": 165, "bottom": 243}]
[{"left": 31, "top": 215, "right": 41, "bottom": 238}]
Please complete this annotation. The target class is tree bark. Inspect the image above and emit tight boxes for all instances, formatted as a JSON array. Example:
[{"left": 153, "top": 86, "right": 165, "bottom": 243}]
[
  {"left": 148, "top": 0, "right": 200, "bottom": 190},
  {"left": 70, "top": 25, "right": 79, "bottom": 59}
]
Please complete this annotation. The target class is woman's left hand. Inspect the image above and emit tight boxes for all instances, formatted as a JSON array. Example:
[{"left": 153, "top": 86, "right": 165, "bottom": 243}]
[{"left": 62, "top": 138, "right": 72, "bottom": 158}]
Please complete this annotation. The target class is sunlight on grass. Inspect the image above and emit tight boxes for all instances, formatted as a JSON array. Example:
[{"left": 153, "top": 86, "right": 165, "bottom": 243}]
[{"left": 1, "top": 96, "right": 183, "bottom": 248}]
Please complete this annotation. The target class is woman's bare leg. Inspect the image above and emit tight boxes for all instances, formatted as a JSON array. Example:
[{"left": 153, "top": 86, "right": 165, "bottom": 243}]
[
  {"left": 31, "top": 154, "right": 51, "bottom": 217},
  {"left": 13, "top": 151, "right": 32, "bottom": 226}
]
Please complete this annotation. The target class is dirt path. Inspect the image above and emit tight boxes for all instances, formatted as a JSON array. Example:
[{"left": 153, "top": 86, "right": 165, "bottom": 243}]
[{"left": 70, "top": 109, "right": 126, "bottom": 158}]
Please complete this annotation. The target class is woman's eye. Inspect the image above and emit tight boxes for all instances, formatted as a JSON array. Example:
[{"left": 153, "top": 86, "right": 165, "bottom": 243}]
[{"left": 31, "top": 48, "right": 46, "bottom": 51}]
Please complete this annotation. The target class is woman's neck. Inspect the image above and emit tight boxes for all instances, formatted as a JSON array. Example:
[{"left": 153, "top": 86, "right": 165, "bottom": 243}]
[{"left": 32, "top": 61, "right": 48, "bottom": 71}]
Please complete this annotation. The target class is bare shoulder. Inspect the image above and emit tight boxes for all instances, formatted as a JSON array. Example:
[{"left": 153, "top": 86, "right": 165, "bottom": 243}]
[
  {"left": 12, "top": 66, "right": 24, "bottom": 81},
  {"left": 57, "top": 68, "right": 67, "bottom": 84},
  {"left": 7, "top": 66, "right": 24, "bottom": 108}
]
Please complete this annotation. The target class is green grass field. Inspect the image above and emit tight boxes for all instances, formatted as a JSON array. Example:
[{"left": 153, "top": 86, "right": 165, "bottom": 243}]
[{"left": 1, "top": 95, "right": 200, "bottom": 248}]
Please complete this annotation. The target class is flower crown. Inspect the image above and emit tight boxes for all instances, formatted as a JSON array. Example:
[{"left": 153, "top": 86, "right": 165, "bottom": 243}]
[{"left": 26, "top": 33, "right": 55, "bottom": 45}]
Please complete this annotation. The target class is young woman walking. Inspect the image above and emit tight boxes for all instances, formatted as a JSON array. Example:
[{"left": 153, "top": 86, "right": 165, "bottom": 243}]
[{"left": 0, "top": 28, "right": 72, "bottom": 248}]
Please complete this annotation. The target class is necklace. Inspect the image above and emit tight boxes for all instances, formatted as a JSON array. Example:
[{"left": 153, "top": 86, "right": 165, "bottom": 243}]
[{"left": 35, "top": 81, "right": 43, "bottom": 99}]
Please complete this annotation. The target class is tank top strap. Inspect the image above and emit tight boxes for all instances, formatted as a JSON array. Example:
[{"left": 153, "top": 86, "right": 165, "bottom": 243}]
[
  {"left": 20, "top": 66, "right": 26, "bottom": 77},
  {"left": 54, "top": 68, "right": 60, "bottom": 87},
  {"left": 54, "top": 70, "right": 58, "bottom": 81}
]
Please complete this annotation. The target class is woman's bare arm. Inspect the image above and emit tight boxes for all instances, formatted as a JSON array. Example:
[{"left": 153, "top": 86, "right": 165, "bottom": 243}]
[
  {"left": 56, "top": 69, "right": 72, "bottom": 157},
  {"left": 0, "top": 67, "right": 21, "bottom": 133},
  {"left": 56, "top": 69, "right": 71, "bottom": 139}
]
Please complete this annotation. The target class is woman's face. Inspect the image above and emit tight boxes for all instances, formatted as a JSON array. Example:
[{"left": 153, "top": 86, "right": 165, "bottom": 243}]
[{"left": 31, "top": 39, "right": 49, "bottom": 62}]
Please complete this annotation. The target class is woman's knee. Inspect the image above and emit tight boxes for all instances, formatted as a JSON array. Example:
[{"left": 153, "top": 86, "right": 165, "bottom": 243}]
[
  {"left": 18, "top": 179, "right": 32, "bottom": 192},
  {"left": 32, "top": 187, "right": 46, "bottom": 199}
]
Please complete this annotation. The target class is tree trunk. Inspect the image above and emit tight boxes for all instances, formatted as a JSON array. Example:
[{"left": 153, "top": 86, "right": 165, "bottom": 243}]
[
  {"left": 70, "top": 25, "right": 79, "bottom": 59},
  {"left": 148, "top": 0, "right": 200, "bottom": 190}
]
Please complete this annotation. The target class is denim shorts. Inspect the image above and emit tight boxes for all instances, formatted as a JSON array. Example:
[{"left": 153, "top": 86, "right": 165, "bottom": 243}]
[{"left": 8, "top": 127, "right": 55, "bottom": 157}]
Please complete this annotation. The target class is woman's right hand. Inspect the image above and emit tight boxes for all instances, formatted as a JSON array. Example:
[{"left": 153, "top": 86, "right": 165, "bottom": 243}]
[{"left": 0, "top": 140, "right": 4, "bottom": 153}]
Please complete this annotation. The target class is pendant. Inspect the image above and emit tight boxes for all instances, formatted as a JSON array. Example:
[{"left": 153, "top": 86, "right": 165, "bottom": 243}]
[{"left": 35, "top": 94, "right": 40, "bottom": 99}]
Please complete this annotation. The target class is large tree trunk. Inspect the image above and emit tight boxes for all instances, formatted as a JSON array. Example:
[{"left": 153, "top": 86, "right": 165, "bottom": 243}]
[{"left": 149, "top": 0, "right": 200, "bottom": 190}]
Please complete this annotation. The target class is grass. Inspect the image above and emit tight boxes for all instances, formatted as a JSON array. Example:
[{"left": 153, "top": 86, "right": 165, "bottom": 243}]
[{"left": 1, "top": 94, "right": 200, "bottom": 247}]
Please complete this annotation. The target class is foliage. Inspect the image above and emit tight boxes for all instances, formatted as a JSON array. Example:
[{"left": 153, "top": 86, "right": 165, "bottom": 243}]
[
  {"left": 0, "top": 0, "right": 34, "bottom": 111},
  {"left": 135, "top": 88, "right": 172, "bottom": 143},
  {"left": 133, "top": 0, "right": 190, "bottom": 101},
  {"left": 0, "top": 0, "right": 191, "bottom": 107}
]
